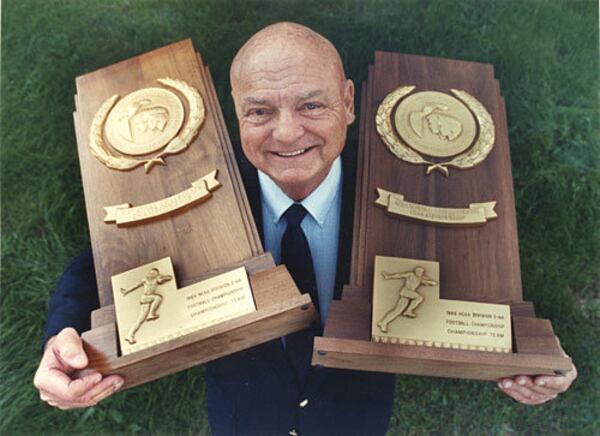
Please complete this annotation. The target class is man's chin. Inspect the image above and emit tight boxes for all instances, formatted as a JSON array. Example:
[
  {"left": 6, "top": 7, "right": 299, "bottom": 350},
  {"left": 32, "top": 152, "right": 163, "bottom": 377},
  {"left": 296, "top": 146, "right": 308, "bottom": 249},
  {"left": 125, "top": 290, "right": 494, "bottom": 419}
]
[
  {"left": 269, "top": 168, "right": 330, "bottom": 199},
  {"left": 272, "top": 172, "right": 315, "bottom": 189}
]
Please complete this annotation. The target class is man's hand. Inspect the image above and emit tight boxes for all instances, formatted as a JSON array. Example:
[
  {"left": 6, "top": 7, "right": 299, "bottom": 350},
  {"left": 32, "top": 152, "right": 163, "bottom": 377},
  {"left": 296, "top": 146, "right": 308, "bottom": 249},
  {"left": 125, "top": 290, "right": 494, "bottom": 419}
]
[
  {"left": 33, "top": 327, "right": 124, "bottom": 410},
  {"left": 497, "top": 338, "right": 577, "bottom": 405}
]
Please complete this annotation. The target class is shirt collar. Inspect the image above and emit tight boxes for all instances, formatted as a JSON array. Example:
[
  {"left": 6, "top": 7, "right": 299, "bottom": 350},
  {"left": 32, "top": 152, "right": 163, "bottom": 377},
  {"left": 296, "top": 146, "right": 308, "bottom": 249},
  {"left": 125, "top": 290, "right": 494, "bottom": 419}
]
[{"left": 258, "top": 157, "right": 342, "bottom": 228}]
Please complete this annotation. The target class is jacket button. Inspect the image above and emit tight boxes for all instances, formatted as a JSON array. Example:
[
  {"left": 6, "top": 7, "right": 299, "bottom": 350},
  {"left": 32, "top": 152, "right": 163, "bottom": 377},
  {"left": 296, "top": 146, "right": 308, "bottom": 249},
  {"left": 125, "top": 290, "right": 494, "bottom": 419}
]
[
  {"left": 289, "top": 429, "right": 299, "bottom": 436},
  {"left": 299, "top": 398, "right": 309, "bottom": 408}
]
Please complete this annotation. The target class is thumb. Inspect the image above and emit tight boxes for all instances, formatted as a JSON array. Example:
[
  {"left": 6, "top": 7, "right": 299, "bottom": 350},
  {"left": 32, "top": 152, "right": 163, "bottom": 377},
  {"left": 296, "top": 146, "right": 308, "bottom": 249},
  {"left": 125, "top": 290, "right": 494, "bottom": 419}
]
[{"left": 53, "top": 327, "right": 88, "bottom": 370}]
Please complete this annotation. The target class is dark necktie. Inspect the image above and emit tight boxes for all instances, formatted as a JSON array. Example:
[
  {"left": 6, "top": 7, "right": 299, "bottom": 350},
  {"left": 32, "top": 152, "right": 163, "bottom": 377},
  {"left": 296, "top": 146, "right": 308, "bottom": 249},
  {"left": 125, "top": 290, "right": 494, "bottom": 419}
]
[
  {"left": 281, "top": 203, "right": 319, "bottom": 385},
  {"left": 281, "top": 203, "right": 319, "bottom": 313}
]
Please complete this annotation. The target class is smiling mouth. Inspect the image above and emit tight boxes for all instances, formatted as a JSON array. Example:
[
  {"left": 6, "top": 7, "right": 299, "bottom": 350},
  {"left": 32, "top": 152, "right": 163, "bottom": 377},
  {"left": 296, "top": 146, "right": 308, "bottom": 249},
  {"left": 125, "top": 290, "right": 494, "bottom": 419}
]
[{"left": 273, "top": 146, "right": 315, "bottom": 158}]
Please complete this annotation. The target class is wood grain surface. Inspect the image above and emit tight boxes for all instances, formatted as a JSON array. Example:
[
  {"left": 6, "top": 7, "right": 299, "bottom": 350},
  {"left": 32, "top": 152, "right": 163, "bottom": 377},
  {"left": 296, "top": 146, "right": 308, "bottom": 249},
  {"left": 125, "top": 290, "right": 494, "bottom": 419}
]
[
  {"left": 313, "top": 335, "right": 571, "bottom": 381},
  {"left": 82, "top": 263, "right": 318, "bottom": 389},
  {"left": 74, "top": 41, "right": 322, "bottom": 388},
  {"left": 73, "top": 40, "right": 258, "bottom": 305},
  {"left": 315, "top": 53, "right": 572, "bottom": 381},
  {"left": 355, "top": 52, "right": 522, "bottom": 303},
  {"left": 316, "top": 297, "right": 571, "bottom": 380},
  {"left": 199, "top": 60, "right": 262, "bottom": 255}
]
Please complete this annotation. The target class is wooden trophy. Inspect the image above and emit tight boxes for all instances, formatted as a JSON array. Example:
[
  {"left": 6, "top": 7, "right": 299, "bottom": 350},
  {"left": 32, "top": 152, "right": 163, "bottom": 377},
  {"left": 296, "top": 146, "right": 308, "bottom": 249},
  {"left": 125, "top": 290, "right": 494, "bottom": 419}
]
[
  {"left": 312, "top": 52, "right": 572, "bottom": 380},
  {"left": 73, "top": 40, "right": 317, "bottom": 389}
]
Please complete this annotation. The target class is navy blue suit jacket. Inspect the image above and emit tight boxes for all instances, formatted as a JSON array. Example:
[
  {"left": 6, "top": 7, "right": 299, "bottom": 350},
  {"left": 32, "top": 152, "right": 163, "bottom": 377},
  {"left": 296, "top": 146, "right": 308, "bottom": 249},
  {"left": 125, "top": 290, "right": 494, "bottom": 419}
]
[{"left": 44, "top": 143, "right": 395, "bottom": 436}]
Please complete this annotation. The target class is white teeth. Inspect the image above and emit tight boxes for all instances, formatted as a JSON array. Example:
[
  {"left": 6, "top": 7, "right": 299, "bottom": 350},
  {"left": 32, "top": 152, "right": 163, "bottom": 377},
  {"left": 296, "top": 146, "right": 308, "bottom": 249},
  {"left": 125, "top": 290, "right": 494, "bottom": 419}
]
[{"left": 276, "top": 147, "right": 310, "bottom": 157}]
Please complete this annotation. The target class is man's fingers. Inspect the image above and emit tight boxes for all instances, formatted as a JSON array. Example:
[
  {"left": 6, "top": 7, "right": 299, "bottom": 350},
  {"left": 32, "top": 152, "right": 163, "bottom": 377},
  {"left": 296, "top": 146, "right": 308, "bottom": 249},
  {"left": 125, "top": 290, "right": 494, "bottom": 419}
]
[
  {"left": 86, "top": 376, "right": 123, "bottom": 404},
  {"left": 37, "top": 369, "right": 102, "bottom": 402},
  {"left": 513, "top": 375, "right": 559, "bottom": 396},
  {"left": 499, "top": 379, "right": 536, "bottom": 401},
  {"left": 53, "top": 328, "right": 88, "bottom": 369},
  {"left": 500, "top": 386, "right": 531, "bottom": 404},
  {"left": 496, "top": 358, "right": 576, "bottom": 405},
  {"left": 66, "top": 377, "right": 122, "bottom": 409},
  {"left": 534, "top": 364, "right": 577, "bottom": 393},
  {"left": 498, "top": 378, "right": 559, "bottom": 405},
  {"left": 78, "top": 375, "right": 123, "bottom": 405},
  {"left": 522, "top": 383, "right": 559, "bottom": 397},
  {"left": 39, "top": 388, "right": 57, "bottom": 403},
  {"left": 39, "top": 388, "right": 86, "bottom": 408},
  {"left": 38, "top": 375, "right": 123, "bottom": 409},
  {"left": 498, "top": 382, "right": 550, "bottom": 405},
  {"left": 510, "top": 392, "right": 537, "bottom": 405},
  {"left": 499, "top": 378, "right": 537, "bottom": 400},
  {"left": 34, "top": 329, "right": 125, "bottom": 410},
  {"left": 504, "top": 383, "right": 553, "bottom": 398}
]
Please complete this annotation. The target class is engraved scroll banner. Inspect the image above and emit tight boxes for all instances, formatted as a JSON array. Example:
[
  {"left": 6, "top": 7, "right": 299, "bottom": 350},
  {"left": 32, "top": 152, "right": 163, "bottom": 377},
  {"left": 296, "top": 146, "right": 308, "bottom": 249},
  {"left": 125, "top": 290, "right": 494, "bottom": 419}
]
[
  {"left": 375, "top": 188, "right": 497, "bottom": 225},
  {"left": 104, "top": 170, "right": 221, "bottom": 226}
]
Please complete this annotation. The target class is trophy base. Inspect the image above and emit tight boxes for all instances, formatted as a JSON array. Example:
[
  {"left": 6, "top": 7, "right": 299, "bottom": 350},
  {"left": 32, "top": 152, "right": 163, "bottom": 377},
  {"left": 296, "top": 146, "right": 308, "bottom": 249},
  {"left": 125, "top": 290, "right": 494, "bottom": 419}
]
[
  {"left": 81, "top": 253, "right": 317, "bottom": 389},
  {"left": 312, "top": 286, "right": 572, "bottom": 381}
]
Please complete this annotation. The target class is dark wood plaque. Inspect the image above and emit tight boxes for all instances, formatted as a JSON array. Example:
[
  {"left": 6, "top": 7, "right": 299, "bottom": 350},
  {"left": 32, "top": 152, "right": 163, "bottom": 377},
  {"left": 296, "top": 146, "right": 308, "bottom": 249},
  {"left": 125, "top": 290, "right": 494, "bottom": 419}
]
[{"left": 313, "top": 52, "right": 572, "bottom": 380}]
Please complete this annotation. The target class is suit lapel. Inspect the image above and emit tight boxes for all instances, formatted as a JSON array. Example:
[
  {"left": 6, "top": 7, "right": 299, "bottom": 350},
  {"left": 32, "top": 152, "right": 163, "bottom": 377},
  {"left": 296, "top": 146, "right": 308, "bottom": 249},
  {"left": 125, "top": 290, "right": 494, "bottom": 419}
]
[
  {"left": 234, "top": 143, "right": 265, "bottom": 243},
  {"left": 334, "top": 142, "right": 357, "bottom": 299}
]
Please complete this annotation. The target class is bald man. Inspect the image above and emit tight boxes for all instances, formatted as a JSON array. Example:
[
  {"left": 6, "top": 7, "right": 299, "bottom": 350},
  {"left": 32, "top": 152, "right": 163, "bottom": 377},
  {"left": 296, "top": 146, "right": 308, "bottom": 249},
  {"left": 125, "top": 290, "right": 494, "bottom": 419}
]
[{"left": 35, "top": 22, "right": 576, "bottom": 434}]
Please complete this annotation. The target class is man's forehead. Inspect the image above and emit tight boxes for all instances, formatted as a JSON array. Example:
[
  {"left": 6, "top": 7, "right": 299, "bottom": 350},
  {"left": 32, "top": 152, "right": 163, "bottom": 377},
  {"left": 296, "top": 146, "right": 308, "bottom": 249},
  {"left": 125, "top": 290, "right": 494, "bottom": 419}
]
[
  {"left": 236, "top": 51, "right": 338, "bottom": 81},
  {"left": 233, "top": 56, "right": 342, "bottom": 100},
  {"left": 241, "top": 89, "right": 324, "bottom": 105}
]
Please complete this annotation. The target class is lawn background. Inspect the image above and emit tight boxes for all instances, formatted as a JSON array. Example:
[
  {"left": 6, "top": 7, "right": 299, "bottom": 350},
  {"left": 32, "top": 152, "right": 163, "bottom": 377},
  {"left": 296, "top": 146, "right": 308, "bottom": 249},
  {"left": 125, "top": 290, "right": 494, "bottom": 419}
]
[{"left": 1, "top": 0, "right": 598, "bottom": 434}]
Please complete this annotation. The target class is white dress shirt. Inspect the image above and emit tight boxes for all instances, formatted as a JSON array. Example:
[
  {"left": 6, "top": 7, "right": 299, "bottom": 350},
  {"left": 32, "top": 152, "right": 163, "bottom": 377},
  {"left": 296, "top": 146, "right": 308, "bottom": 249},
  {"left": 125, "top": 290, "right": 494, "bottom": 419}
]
[{"left": 258, "top": 157, "right": 342, "bottom": 324}]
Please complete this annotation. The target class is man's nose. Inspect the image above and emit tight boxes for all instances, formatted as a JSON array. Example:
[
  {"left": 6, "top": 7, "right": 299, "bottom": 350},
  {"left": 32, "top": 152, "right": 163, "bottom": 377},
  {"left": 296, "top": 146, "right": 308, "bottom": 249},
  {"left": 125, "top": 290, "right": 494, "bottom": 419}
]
[{"left": 272, "top": 109, "right": 304, "bottom": 144}]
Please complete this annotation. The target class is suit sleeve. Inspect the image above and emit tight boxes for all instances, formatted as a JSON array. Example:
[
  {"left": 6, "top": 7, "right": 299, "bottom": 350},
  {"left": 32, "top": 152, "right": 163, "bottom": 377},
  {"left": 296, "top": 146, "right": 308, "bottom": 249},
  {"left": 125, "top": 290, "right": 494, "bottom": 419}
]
[{"left": 42, "top": 249, "right": 99, "bottom": 347}]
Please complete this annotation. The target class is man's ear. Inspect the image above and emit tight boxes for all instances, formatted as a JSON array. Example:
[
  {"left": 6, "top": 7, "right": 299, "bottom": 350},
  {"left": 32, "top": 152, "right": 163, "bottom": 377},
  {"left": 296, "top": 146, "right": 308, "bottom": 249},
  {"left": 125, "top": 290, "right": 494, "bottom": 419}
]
[{"left": 343, "top": 79, "right": 356, "bottom": 125}]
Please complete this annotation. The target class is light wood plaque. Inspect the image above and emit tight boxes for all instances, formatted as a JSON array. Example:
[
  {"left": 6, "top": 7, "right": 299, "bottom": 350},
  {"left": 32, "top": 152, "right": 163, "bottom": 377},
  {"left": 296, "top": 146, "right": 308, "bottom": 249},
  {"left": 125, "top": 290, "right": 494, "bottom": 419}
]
[
  {"left": 74, "top": 40, "right": 318, "bottom": 389},
  {"left": 73, "top": 40, "right": 261, "bottom": 306}
]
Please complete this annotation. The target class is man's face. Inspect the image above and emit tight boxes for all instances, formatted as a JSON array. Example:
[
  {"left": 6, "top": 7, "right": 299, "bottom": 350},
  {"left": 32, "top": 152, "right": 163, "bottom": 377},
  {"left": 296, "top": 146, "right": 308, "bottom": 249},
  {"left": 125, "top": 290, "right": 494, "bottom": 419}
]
[{"left": 232, "top": 52, "right": 354, "bottom": 198}]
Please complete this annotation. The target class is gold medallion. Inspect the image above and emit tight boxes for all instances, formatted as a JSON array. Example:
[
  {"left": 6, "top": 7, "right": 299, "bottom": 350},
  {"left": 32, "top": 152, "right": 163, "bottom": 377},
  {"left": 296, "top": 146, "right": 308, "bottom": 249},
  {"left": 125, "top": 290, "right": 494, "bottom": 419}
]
[
  {"left": 88, "top": 77, "right": 205, "bottom": 173},
  {"left": 105, "top": 88, "right": 184, "bottom": 156},
  {"left": 394, "top": 91, "right": 476, "bottom": 158},
  {"left": 376, "top": 86, "right": 495, "bottom": 176}
]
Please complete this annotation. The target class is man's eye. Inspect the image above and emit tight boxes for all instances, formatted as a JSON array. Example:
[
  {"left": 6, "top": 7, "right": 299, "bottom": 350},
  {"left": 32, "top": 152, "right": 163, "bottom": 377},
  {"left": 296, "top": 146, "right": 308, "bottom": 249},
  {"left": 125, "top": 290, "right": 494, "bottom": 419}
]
[
  {"left": 301, "top": 102, "right": 325, "bottom": 115},
  {"left": 248, "top": 108, "right": 268, "bottom": 117},
  {"left": 245, "top": 108, "right": 272, "bottom": 122},
  {"left": 304, "top": 102, "right": 321, "bottom": 110}
]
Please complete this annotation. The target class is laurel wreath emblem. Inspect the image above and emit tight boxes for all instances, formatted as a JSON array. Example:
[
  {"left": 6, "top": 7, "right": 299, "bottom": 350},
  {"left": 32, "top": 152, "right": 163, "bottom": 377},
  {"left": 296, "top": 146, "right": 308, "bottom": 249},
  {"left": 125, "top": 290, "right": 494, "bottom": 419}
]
[
  {"left": 88, "top": 77, "right": 205, "bottom": 173},
  {"left": 375, "top": 86, "right": 495, "bottom": 176}
]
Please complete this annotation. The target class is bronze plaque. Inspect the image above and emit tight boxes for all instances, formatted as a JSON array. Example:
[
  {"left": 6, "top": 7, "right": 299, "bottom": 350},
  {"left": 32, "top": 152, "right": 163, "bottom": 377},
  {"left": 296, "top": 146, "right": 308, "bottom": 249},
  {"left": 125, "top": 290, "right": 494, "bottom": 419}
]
[
  {"left": 112, "top": 258, "right": 255, "bottom": 355},
  {"left": 371, "top": 256, "right": 511, "bottom": 353}
]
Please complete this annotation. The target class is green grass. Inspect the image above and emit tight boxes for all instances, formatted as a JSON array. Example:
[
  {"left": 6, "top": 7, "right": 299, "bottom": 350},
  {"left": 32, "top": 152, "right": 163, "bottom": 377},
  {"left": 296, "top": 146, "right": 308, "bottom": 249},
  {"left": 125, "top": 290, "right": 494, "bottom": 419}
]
[{"left": 1, "top": 0, "right": 598, "bottom": 434}]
